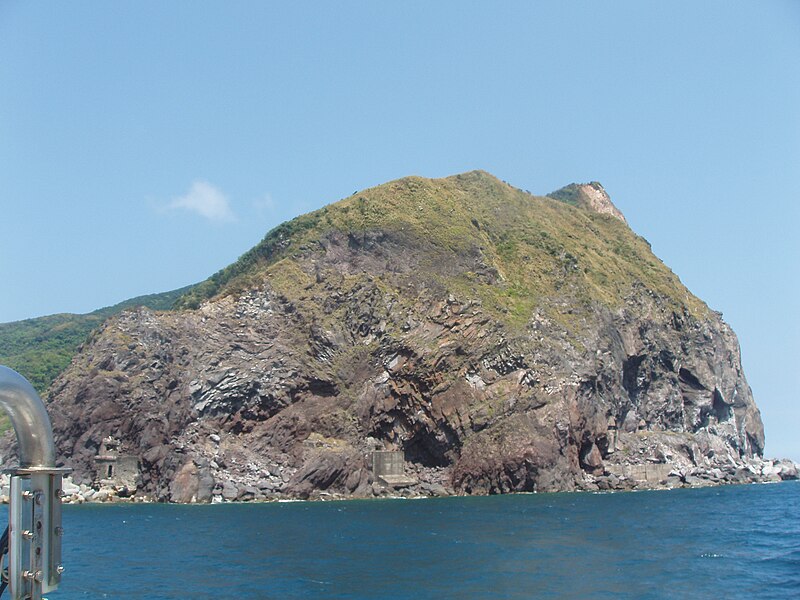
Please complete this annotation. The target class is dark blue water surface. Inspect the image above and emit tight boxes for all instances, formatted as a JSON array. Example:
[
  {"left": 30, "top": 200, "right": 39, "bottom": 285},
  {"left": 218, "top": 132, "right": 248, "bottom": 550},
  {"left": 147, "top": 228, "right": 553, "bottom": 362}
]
[{"left": 11, "top": 481, "right": 798, "bottom": 599}]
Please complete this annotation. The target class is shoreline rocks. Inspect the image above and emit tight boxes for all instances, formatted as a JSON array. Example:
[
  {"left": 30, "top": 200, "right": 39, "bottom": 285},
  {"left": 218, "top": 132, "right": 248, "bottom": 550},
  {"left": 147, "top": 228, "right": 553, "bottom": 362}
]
[
  {"left": 580, "top": 457, "right": 799, "bottom": 493},
  {"left": 1, "top": 457, "right": 794, "bottom": 505}
]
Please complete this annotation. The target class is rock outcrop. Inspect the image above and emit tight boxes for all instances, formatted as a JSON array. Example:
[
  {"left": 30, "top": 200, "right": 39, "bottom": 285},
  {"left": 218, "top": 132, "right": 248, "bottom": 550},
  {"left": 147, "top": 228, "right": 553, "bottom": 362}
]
[{"left": 0, "top": 171, "right": 770, "bottom": 501}]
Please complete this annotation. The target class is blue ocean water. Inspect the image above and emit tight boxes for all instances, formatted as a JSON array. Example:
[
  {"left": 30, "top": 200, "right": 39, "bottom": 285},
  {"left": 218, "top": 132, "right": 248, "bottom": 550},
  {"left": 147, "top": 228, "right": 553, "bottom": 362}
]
[{"left": 8, "top": 481, "right": 798, "bottom": 599}]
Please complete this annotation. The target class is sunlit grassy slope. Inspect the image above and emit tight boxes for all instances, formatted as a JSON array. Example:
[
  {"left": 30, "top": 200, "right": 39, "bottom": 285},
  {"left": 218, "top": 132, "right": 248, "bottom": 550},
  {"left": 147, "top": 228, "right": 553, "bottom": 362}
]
[{"left": 176, "top": 170, "right": 707, "bottom": 328}]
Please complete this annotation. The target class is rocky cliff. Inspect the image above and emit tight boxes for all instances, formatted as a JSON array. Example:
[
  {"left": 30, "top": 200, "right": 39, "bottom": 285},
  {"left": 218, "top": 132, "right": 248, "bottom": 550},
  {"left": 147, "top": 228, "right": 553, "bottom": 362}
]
[{"left": 2, "top": 171, "right": 768, "bottom": 501}]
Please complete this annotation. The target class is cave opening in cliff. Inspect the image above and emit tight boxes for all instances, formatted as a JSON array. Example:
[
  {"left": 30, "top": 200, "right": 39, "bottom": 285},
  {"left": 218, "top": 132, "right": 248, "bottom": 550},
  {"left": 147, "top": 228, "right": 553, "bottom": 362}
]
[
  {"left": 678, "top": 367, "right": 705, "bottom": 391},
  {"left": 403, "top": 432, "right": 452, "bottom": 468},
  {"left": 712, "top": 388, "right": 732, "bottom": 423},
  {"left": 622, "top": 354, "right": 646, "bottom": 399}
]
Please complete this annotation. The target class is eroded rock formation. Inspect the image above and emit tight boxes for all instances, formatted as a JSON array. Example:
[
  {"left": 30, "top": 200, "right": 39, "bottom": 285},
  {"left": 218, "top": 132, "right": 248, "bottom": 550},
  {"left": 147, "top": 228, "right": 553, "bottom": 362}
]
[{"left": 1, "top": 171, "right": 768, "bottom": 501}]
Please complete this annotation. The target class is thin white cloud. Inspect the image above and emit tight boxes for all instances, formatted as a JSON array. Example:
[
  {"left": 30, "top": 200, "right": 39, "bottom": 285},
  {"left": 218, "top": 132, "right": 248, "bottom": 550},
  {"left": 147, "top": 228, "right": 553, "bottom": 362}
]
[
  {"left": 252, "top": 193, "right": 274, "bottom": 218},
  {"left": 167, "top": 180, "right": 236, "bottom": 222}
]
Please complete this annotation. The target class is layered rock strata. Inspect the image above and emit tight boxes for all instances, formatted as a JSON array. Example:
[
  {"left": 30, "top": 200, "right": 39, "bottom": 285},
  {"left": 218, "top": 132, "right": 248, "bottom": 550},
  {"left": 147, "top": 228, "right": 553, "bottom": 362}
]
[{"left": 0, "top": 171, "right": 771, "bottom": 501}]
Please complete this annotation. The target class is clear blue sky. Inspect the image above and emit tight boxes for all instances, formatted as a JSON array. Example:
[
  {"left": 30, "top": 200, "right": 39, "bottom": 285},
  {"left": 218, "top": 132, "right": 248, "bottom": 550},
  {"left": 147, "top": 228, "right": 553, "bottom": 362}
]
[{"left": 1, "top": 2, "right": 798, "bottom": 460}]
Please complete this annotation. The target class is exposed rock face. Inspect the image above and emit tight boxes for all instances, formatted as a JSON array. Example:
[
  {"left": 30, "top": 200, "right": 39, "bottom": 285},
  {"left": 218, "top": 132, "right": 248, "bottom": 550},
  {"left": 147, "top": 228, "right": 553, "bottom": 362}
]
[
  {"left": 0, "top": 171, "right": 765, "bottom": 501},
  {"left": 547, "top": 182, "right": 627, "bottom": 224}
]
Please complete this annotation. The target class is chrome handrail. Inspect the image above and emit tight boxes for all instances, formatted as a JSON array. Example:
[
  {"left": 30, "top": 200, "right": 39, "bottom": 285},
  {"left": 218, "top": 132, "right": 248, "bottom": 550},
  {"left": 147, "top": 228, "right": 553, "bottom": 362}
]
[
  {"left": 0, "top": 366, "right": 66, "bottom": 599},
  {"left": 0, "top": 366, "right": 56, "bottom": 469}
]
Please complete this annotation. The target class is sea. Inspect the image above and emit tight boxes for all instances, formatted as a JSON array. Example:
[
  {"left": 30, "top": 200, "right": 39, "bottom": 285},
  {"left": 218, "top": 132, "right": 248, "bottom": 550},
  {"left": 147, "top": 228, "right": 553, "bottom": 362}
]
[{"left": 9, "top": 481, "right": 799, "bottom": 599}]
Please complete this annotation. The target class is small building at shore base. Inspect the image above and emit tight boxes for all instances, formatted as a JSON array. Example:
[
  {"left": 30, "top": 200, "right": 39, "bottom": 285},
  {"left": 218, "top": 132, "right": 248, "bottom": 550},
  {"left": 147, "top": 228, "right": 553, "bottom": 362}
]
[
  {"left": 95, "top": 436, "right": 139, "bottom": 489},
  {"left": 371, "top": 450, "right": 417, "bottom": 487}
]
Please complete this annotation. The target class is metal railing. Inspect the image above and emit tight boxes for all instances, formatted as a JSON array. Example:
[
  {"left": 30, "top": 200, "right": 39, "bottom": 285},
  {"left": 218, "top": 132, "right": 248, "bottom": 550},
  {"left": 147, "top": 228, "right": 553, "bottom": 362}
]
[{"left": 0, "top": 366, "right": 68, "bottom": 600}]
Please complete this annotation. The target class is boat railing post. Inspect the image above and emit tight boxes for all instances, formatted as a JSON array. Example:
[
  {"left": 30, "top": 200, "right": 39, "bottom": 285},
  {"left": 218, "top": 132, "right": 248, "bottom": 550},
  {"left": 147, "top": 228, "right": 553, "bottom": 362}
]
[{"left": 0, "top": 366, "right": 70, "bottom": 600}]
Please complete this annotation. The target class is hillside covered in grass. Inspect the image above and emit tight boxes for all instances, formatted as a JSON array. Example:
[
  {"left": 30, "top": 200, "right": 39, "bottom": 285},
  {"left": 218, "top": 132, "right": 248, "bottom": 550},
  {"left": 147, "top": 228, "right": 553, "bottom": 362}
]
[{"left": 176, "top": 171, "right": 706, "bottom": 323}]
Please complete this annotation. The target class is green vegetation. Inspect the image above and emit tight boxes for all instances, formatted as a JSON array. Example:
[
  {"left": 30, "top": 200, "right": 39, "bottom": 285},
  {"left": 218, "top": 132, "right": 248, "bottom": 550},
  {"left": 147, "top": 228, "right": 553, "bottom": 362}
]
[
  {"left": 545, "top": 182, "right": 587, "bottom": 207},
  {"left": 174, "top": 214, "right": 323, "bottom": 309},
  {"left": 0, "top": 285, "right": 194, "bottom": 394},
  {"left": 174, "top": 170, "right": 708, "bottom": 334},
  {"left": 2, "top": 170, "right": 709, "bottom": 406}
]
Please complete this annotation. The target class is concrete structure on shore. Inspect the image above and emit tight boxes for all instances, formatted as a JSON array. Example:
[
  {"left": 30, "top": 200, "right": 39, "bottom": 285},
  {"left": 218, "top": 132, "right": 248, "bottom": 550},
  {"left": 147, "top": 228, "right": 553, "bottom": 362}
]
[
  {"left": 371, "top": 450, "right": 417, "bottom": 487},
  {"left": 605, "top": 462, "right": 673, "bottom": 484},
  {"left": 95, "top": 436, "right": 139, "bottom": 489}
]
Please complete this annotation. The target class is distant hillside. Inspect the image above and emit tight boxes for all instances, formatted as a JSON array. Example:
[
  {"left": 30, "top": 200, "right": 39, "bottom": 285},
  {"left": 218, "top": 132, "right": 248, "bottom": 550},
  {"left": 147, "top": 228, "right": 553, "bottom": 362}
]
[{"left": 0, "top": 285, "right": 195, "bottom": 394}]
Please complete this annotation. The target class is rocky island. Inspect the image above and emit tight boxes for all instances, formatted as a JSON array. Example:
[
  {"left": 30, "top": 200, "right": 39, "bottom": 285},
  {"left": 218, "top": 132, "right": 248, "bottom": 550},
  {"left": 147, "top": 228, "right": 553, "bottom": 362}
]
[{"left": 1, "top": 171, "right": 795, "bottom": 503}]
